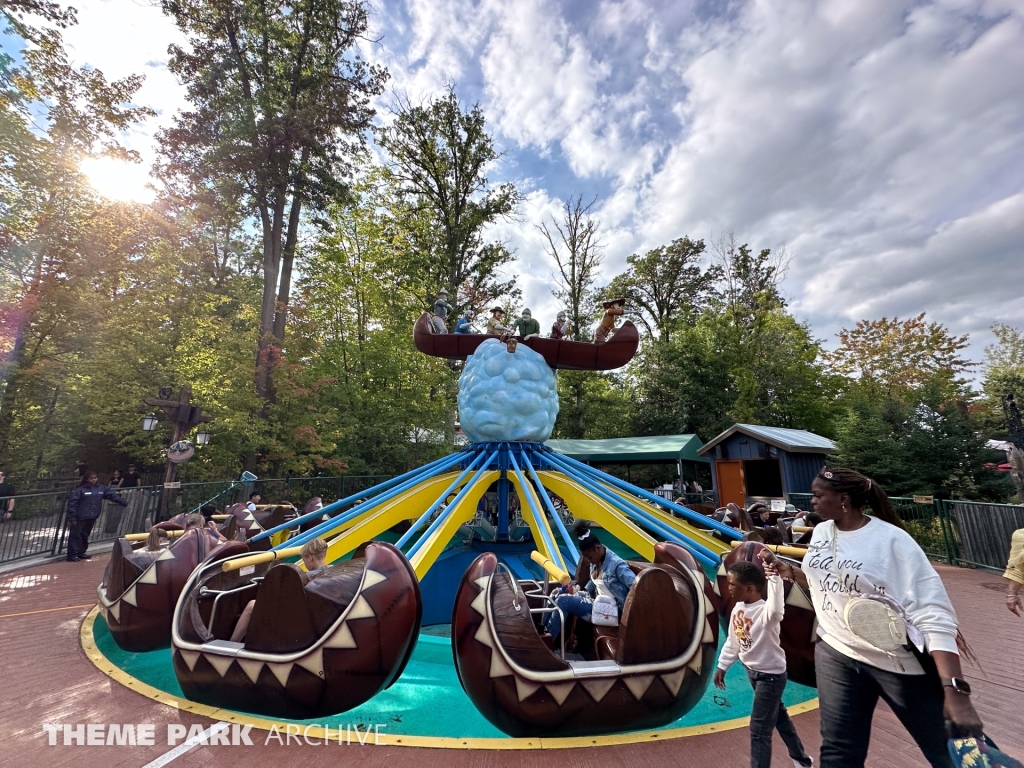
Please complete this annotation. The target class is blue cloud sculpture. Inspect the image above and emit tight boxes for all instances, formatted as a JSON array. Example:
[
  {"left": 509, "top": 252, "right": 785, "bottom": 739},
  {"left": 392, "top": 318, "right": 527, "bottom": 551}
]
[{"left": 458, "top": 339, "right": 559, "bottom": 443}]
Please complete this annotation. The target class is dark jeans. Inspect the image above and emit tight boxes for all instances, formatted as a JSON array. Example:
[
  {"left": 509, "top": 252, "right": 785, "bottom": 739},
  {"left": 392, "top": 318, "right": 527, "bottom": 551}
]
[
  {"left": 815, "top": 640, "right": 952, "bottom": 768},
  {"left": 746, "top": 667, "right": 811, "bottom": 768},
  {"left": 66, "top": 517, "right": 95, "bottom": 559}
]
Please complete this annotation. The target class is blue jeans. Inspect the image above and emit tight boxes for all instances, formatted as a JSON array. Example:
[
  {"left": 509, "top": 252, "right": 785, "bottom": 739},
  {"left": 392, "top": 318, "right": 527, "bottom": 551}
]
[
  {"left": 746, "top": 668, "right": 811, "bottom": 768},
  {"left": 544, "top": 593, "right": 592, "bottom": 638},
  {"left": 815, "top": 641, "right": 952, "bottom": 768}
]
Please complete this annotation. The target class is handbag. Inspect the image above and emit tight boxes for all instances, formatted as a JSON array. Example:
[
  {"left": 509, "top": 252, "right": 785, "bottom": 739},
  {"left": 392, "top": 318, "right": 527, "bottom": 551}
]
[
  {"left": 949, "top": 735, "right": 1024, "bottom": 768},
  {"left": 590, "top": 578, "right": 619, "bottom": 627}
]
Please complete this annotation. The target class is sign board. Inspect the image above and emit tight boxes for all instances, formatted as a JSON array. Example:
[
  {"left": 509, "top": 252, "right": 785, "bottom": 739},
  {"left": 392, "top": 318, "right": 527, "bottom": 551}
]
[
  {"left": 163, "top": 481, "right": 181, "bottom": 489},
  {"left": 913, "top": 495, "right": 934, "bottom": 504},
  {"left": 770, "top": 499, "right": 787, "bottom": 512}
]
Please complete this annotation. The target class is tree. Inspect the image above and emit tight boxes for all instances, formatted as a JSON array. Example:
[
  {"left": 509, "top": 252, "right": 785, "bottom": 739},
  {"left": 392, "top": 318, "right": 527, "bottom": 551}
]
[
  {"left": 605, "top": 236, "right": 721, "bottom": 343},
  {"left": 539, "top": 194, "right": 603, "bottom": 342},
  {"left": 376, "top": 87, "right": 522, "bottom": 321},
  {"left": 0, "top": 6, "right": 153, "bottom": 462},
  {"left": 828, "top": 313, "right": 974, "bottom": 401},
  {"left": 980, "top": 323, "right": 1024, "bottom": 500},
  {"left": 712, "top": 230, "right": 789, "bottom": 323},
  {"left": 157, "top": 0, "right": 388, "bottom": 402}
]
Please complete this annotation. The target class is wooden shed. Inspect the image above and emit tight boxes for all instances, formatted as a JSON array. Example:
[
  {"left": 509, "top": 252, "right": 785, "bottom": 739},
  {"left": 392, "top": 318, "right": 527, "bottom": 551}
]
[{"left": 696, "top": 424, "right": 836, "bottom": 508}]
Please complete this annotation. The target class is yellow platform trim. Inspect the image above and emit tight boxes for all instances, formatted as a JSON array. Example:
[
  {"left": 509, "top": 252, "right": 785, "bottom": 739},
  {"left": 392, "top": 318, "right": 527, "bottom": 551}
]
[
  {"left": 80, "top": 608, "right": 817, "bottom": 750},
  {"left": 508, "top": 472, "right": 568, "bottom": 574},
  {"left": 602, "top": 484, "right": 731, "bottom": 556},
  {"left": 409, "top": 471, "right": 499, "bottom": 580},
  {"left": 537, "top": 471, "right": 657, "bottom": 561}
]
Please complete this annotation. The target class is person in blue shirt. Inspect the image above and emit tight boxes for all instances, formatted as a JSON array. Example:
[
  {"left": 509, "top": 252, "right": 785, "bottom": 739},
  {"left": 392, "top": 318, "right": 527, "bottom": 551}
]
[
  {"left": 454, "top": 310, "right": 479, "bottom": 334},
  {"left": 66, "top": 472, "right": 127, "bottom": 561},
  {"left": 544, "top": 520, "right": 636, "bottom": 640}
]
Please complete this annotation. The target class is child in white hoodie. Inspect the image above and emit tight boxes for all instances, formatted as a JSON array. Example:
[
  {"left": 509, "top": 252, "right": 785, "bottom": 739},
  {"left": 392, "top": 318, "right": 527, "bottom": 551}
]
[{"left": 715, "top": 559, "right": 813, "bottom": 768}]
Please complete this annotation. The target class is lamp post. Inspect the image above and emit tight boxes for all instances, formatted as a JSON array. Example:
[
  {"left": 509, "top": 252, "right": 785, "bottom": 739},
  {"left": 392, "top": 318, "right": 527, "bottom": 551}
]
[{"left": 142, "top": 385, "right": 213, "bottom": 519}]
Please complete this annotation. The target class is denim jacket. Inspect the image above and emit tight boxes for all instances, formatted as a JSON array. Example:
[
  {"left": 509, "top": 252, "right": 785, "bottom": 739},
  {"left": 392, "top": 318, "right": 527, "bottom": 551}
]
[{"left": 585, "top": 548, "right": 635, "bottom": 613}]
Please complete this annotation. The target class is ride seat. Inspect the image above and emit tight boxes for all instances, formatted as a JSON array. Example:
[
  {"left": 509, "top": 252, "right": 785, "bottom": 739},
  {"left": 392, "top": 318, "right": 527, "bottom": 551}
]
[
  {"left": 615, "top": 566, "right": 695, "bottom": 666},
  {"left": 243, "top": 564, "right": 318, "bottom": 653},
  {"left": 593, "top": 625, "right": 619, "bottom": 661}
]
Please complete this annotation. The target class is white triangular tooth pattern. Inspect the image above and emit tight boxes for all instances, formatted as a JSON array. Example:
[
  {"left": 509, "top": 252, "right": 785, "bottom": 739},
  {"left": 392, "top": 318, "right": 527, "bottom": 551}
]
[
  {"left": 545, "top": 681, "right": 575, "bottom": 706},
  {"left": 268, "top": 663, "right": 292, "bottom": 688},
  {"left": 346, "top": 594, "right": 375, "bottom": 621},
  {"left": 469, "top": 590, "right": 487, "bottom": 616},
  {"left": 514, "top": 676, "right": 541, "bottom": 702},
  {"left": 716, "top": 563, "right": 727, "bottom": 577},
  {"left": 179, "top": 650, "right": 200, "bottom": 672},
  {"left": 661, "top": 668, "right": 687, "bottom": 697},
  {"left": 473, "top": 575, "right": 490, "bottom": 590},
  {"left": 237, "top": 659, "right": 264, "bottom": 684},
  {"left": 624, "top": 674, "right": 654, "bottom": 700},
  {"left": 687, "top": 654, "right": 703, "bottom": 675},
  {"left": 785, "top": 584, "right": 814, "bottom": 611},
  {"left": 297, "top": 648, "right": 324, "bottom": 678},
  {"left": 702, "top": 619, "right": 715, "bottom": 643},
  {"left": 122, "top": 585, "right": 138, "bottom": 607},
  {"left": 361, "top": 570, "right": 387, "bottom": 590},
  {"left": 581, "top": 677, "right": 616, "bottom": 703},
  {"left": 324, "top": 622, "right": 357, "bottom": 649},
  {"left": 206, "top": 654, "right": 234, "bottom": 678},
  {"left": 473, "top": 620, "right": 494, "bottom": 649},
  {"left": 157, "top": 548, "right": 176, "bottom": 561},
  {"left": 138, "top": 566, "right": 158, "bottom": 585},
  {"left": 488, "top": 648, "right": 512, "bottom": 678},
  {"left": 108, "top": 601, "right": 120, "bottom": 623}
]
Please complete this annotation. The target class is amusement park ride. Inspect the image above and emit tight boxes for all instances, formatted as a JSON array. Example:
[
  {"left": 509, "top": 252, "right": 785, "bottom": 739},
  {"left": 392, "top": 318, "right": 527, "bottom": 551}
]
[{"left": 96, "top": 306, "right": 818, "bottom": 738}]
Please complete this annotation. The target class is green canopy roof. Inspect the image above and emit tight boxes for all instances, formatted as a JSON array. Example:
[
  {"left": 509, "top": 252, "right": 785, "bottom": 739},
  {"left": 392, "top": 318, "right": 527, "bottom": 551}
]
[{"left": 545, "top": 435, "right": 708, "bottom": 464}]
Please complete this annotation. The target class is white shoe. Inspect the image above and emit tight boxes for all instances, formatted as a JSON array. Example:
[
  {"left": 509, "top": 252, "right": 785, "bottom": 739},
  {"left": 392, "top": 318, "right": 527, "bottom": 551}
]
[{"left": 793, "top": 760, "right": 813, "bottom": 768}]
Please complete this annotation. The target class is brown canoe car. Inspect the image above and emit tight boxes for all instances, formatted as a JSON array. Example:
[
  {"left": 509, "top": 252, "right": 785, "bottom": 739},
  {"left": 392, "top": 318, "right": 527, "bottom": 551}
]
[
  {"left": 714, "top": 541, "right": 817, "bottom": 688},
  {"left": 413, "top": 313, "right": 640, "bottom": 371},
  {"left": 223, "top": 503, "right": 296, "bottom": 550},
  {"left": 98, "top": 529, "right": 246, "bottom": 652},
  {"left": 171, "top": 541, "right": 422, "bottom": 719},
  {"left": 451, "top": 542, "right": 719, "bottom": 737}
]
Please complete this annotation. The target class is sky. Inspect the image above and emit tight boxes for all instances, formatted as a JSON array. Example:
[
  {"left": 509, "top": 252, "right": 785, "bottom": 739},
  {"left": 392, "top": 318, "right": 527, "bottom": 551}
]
[{"left": 56, "top": 0, "right": 1024, "bottom": 367}]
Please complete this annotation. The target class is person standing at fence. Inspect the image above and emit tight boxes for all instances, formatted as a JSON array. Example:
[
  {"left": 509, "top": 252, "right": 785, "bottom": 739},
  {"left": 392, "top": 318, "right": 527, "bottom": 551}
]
[
  {"left": 66, "top": 472, "right": 127, "bottom": 562},
  {"left": 120, "top": 463, "right": 141, "bottom": 488},
  {"left": 770, "top": 467, "right": 983, "bottom": 768},
  {"left": 109, "top": 469, "right": 123, "bottom": 488},
  {"left": 1004, "top": 527, "right": 1024, "bottom": 616},
  {"left": 0, "top": 470, "right": 15, "bottom": 522}
]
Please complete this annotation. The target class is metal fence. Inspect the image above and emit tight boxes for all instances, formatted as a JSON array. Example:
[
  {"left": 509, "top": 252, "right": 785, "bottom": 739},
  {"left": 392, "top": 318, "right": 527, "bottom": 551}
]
[
  {"left": 788, "top": 492, "right": 1023, "bottom": 573},
  {"left": 2, "top": 487, "right": 159, "bottom": 564},
  {"left": 0, "top": 475, "right": 394, "bottom": 565}
]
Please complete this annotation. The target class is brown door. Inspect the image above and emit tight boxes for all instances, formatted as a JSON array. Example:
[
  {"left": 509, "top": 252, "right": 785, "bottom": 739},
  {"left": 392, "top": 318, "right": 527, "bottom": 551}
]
[{"left": 715, "top": 460, "right": 745, "bottom": 507}]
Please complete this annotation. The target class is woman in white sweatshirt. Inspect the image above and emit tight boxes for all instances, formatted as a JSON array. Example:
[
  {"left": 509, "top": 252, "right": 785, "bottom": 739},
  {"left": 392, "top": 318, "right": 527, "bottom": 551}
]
[{"left": 772, "top": 467, "right": 983, "bottom": 768}]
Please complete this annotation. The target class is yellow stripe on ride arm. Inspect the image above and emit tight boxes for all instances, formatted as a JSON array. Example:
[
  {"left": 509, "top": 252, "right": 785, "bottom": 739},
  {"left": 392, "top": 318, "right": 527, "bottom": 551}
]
[
  {"left": 507, "top": 472, "right": 568, "bottom": 574},
  {"left": 321, "top": 472, "right": 466, "bottom": 565},
  {"left": 601, "top": 484, "right": 731, "bottom": 556},
  {"left": 536, "top": 471, "right": 656, "bottom": 561},
  {"left": 409, "top": 471, "right": 499, "bottom": 580},
  {"left": 730, "top": 541, "right": 807, "bottom": 559}
]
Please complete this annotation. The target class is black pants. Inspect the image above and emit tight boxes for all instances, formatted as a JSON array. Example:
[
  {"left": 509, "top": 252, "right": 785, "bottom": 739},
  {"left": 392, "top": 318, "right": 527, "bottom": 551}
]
[
  {"left": 815, "top": 640, "right": 952, "bottom": 768},
  {"left": 66, "top": 517, "right": 95, "bottom": 559},
  {"left": 746, "top": 667, "right": 811, "bottom": 768}
]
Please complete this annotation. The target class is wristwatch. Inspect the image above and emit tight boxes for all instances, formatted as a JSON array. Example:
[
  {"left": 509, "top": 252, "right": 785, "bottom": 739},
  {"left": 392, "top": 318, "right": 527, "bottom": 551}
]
[{"left": 941, "top": 677, "right": 972, "bottom": 695}]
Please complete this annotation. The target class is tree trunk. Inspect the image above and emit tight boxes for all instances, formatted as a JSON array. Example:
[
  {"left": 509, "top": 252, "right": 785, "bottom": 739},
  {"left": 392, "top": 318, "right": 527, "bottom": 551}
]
[
  {"left": 255, "top": 196, "right": 286, "bottom": 401},
  {"left": 1008, "top": 444, "right": 1024, "bottom": 504}
]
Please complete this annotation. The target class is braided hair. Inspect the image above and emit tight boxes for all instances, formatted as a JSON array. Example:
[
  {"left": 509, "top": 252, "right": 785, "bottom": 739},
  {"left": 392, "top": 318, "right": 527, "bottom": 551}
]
[{"left": 817, "top": 467, "right": 904, "bottom": 530}]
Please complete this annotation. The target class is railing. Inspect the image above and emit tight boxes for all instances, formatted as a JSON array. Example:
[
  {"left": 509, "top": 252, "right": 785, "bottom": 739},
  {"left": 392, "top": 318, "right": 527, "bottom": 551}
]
[
  {"left": 0, "top": 475, "right": 395, "bottom": 565},
  {"left": 788, "top": 493, "right": 1023, "bottom": 573}
]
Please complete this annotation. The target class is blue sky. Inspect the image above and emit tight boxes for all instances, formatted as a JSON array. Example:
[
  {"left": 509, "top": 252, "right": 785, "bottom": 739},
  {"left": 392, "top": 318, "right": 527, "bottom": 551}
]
[{"left": 52, "top": 0, "right": 1024, "bottom": 367}]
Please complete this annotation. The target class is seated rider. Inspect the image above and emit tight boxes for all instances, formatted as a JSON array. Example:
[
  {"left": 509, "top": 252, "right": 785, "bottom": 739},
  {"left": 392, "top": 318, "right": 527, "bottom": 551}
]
[
  {"left": 513, "top": 308, "right": 541, "bottom": 339},
  {"left": 431, "top": 289, "right": 453, "bottom": 334},
  {"left": 454, "top": 310, "right": 479, "bottom": 334},
  {"left": 544, "top": 521, "right": 635, "bottom": 641},
  {"left": 230, "top": 538, "right": 329, "bottom": 643}
]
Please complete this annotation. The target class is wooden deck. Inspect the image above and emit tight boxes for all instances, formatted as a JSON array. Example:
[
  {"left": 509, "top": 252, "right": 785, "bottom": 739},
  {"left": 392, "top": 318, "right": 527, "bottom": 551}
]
[{"left": 1, "top": 556, "right": 1021, "bottom": 767}]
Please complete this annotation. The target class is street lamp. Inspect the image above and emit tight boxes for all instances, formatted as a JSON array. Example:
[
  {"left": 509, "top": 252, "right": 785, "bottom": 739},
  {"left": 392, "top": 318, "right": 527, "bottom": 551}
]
[
  {"left": 142, "top": 386, "right": 214, "bottom": 519},
  {"left": 195, "top": 430, "right": 211, "bottom": 446},
  {"left": 142, "top": 415, "right": 159, "bottom": 431}
]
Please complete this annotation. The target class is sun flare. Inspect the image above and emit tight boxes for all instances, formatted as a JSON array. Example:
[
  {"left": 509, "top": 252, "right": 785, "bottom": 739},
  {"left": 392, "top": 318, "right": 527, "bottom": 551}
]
[{"left": 80, "top": 156, "right": 156, "bottom": 204}]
